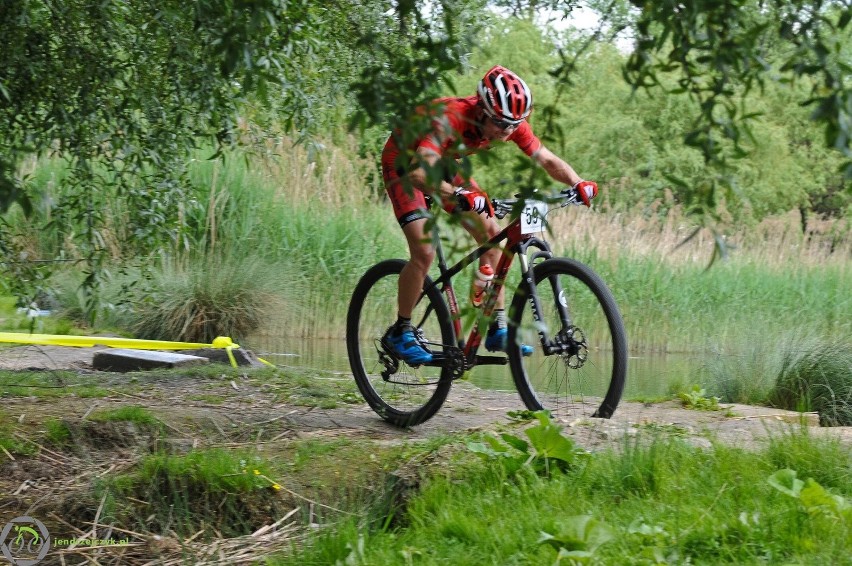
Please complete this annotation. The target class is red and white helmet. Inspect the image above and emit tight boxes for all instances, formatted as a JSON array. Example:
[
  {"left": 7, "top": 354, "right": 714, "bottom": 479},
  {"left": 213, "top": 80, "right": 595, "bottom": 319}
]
[{"left": 477, "top": 65, "right": 533, "bottom": 124}]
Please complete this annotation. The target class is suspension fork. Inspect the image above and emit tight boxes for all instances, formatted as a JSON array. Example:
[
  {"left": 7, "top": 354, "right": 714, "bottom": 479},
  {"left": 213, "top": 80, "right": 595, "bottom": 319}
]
[{"left": 515, "top": 238, "right": 573, "bottom": 354}]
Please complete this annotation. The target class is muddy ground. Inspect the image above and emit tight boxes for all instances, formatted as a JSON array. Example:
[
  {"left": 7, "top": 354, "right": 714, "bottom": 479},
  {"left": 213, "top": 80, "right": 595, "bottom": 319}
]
[{"left": 1, "top": 345, "right": 850, "bottom": 565}]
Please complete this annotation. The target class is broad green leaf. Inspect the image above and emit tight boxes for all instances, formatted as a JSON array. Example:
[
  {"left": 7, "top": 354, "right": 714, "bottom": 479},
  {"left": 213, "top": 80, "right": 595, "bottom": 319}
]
[
  {"left": 466, "top": 441, "right": 499, "bottom": 457},
  {"left": 483, "top": 435, "right": 510, "bottom": 453},
  {"left": 526, "top": 422, "right": 585, "bottom": 465},
  {"left": 800, "top": 479, "right": 850, "bottom": 515},
  {"left": 768, "top": 469, "right": 804, "bottom": 498},
  {"left": 538, "top": 515, "right": 615, "bottom": 554},
  {"left": 499, "top": 433, "right": 530, "bottom": 453}
]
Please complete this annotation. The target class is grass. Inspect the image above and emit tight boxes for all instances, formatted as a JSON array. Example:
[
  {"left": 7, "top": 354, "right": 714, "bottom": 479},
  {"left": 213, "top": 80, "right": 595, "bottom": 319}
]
[
  {"left": 0, "top": 370, "right": 111, "bottom": 398},
  {"left": 0, "top": 410, "right": 38, "bottom": 456},
  {"left": 88, "top": 406, "right": 162, "bottom": 426},
  {"left": 561, "top": 237, "right": 850, "bottom": 354},
  {"left": 44, "top": 418, "right": 73, "bottom": 445},
  {"left": 0, "top": 364, "right": 360, "bottom": 410},
  {"left": 95, "top": 436, "right": 433, "bottom": 540},
  {"left": 101, "top": 449, "right": 289, "bottom": 538},
  {"left": 770, "top": 338, "right": 852, "bottom": 426},
  {"left": 6, "top": 140, "right": 849, "bottom": 354},
  {"left": 126, "top": 253, "right": 288, "bottom": 343},
  {"left": 177, "top": 183, "right": 849, "bottom": 351},
  {"left": 2, "top": 139, "right": 849, "bottom": 410},
  {"left": 698, "top": 335, "right": 852, "bottom": 426},
  {"left": 273, "top": 430, "right": 852, "bottom": 565}
]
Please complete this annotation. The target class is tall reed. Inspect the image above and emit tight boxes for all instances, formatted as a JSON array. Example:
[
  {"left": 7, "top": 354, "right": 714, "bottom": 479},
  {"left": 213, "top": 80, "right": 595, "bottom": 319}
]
[{"left": 11, "top": 137, "right": 851, "bottom": 355}]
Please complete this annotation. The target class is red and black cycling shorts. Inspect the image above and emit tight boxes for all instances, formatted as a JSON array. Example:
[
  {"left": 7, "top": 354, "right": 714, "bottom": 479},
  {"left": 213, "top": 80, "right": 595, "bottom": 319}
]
[{"left": 382, "top": 160, "right": 481, "bottom": 229}]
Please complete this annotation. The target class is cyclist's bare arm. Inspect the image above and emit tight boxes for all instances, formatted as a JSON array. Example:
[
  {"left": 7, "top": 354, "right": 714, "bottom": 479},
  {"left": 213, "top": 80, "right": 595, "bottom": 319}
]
[
  {"left": 533, "top": 146, "right": 583, "bottom": 187},
  {"left": 407, "top": 144, "right": 458, "bottom": 202}
]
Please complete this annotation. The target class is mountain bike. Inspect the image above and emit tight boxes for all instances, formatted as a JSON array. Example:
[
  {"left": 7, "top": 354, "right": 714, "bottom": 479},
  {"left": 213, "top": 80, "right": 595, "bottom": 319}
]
[{"left": 346, "top": 188, "right": 627, "bottom": 427}]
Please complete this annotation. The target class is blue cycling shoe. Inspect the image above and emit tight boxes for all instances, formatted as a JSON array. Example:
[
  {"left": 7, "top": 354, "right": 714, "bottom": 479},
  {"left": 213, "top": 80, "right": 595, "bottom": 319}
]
[
  {"left": 485, "top": 327, "right": 534, "bottom": 357},
  {"left": 383, "top": 326, "right": 433, "bottom": 365}
]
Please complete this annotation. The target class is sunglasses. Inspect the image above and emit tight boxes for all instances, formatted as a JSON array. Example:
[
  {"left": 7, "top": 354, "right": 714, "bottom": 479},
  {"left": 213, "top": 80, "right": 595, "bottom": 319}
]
[{"left": 489, "top": 115, "right": 521, "bottom": 130}]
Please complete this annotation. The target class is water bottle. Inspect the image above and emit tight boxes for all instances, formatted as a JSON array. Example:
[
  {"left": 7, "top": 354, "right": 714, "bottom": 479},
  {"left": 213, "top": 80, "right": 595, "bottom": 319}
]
[{"left": 470, "top": 264, "right": 494, "bottom": 307}]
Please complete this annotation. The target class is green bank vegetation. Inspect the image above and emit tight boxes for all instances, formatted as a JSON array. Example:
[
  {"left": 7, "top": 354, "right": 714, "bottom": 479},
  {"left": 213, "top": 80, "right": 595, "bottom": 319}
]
[
  {"left": 4, "top": 375, "right": 850, "bottom": 565},
  {"left": 273, "top": 421, "right": 851, "bottom": 566},
  {"left": 3, "top": 136, "right": 850, "bottom": 419},
  {"left": 45, "top": 410, "right": 852, "bottom": 565}
]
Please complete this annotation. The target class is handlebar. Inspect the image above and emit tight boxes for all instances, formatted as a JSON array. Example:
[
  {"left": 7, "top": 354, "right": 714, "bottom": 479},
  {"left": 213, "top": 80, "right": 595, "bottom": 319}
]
[{"left": 491, "top": 188, "right": 584, "bottom": 220}]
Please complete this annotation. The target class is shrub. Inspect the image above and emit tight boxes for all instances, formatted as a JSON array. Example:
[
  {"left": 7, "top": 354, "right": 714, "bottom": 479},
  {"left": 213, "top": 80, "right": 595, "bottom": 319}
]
[
  {"left": 770, "top": 339, "right": 852, "bottom": 426},
  {"left": 129, "top": 254, "right": 285, "bottom": 343}
]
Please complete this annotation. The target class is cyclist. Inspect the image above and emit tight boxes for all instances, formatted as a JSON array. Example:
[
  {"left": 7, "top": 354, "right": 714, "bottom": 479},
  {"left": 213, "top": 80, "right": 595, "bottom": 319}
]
[{"left": 381, "top": 65, "right": 598, "bottom": 364}]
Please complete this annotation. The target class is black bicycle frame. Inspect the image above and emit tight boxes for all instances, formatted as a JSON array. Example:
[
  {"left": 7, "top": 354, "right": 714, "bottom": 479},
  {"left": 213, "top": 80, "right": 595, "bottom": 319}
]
[{"left": 415, "top": 218, "right": 573, "bottom": 364}]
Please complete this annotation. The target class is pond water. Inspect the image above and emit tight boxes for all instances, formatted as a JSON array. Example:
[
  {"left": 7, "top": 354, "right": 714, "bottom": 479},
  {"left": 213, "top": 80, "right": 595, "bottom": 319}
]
[{"left": 248, "top": 335, "right": 704, "bottom": 400}]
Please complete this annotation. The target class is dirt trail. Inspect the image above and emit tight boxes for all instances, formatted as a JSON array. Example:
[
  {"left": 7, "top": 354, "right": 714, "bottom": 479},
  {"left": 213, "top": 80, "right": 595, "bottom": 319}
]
[{"left": 2, "top": 344, "right": 849, "bottom": 451}]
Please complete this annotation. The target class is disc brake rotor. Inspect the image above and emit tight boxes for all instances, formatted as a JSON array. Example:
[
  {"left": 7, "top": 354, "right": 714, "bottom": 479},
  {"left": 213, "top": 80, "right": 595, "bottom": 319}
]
[{"left": 558, "top": 326, "right": 588, "bottom": 369}]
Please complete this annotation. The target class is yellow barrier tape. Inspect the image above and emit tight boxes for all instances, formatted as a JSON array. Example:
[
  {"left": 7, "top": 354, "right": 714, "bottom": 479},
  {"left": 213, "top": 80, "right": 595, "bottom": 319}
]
[
  {"left": 0, "top": 332, "right": 240, "bottom": 351},
  {"left": 0, "top": 332, "right": 267, "bottom": 369}
]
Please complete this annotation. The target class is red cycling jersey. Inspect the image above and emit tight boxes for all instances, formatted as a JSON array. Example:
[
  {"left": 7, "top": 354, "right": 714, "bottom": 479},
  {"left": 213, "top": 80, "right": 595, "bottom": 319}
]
[{"left": 382, "top": 95, "right": 542, "bottom": 226}]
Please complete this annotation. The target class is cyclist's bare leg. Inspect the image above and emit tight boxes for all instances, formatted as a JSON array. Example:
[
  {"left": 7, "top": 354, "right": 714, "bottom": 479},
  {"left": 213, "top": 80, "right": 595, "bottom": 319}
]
[
  {"left": 461, "top": 210, "right": 531, "bottom": 354},
  {"left": 460, "top": 212, "right": 505, "bottom": 308},
  {"left": 398, "top": 217, "right": 435, "bottom": 318}
]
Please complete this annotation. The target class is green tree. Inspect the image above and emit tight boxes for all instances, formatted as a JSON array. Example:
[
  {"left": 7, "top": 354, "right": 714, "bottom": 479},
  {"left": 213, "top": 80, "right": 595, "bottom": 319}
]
[
  {"left": 621, "top": 0, "right": 851, "bottom": 219},
  {"left": 0, "top": 0, "right": 326, "bottom": 320}
]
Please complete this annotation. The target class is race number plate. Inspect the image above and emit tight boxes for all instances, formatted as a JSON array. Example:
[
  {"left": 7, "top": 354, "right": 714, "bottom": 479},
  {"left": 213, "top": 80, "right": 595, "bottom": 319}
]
[{"left": 521, "top": 200, "right": 548, "bottom": 234}]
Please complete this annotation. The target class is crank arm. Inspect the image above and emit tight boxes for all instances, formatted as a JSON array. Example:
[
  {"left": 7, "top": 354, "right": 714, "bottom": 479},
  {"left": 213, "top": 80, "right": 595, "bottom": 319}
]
[{"left": 474, "top": 355, "right": 509, "bottom": 366}]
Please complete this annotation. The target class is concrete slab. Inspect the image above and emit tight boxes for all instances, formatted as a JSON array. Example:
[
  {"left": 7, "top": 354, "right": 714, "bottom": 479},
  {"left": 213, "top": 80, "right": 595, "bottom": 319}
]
[
  {"left": 722, "top": 403, "right": 821, "bottom": 427},
  {"left": 93, "top": 349, "right": 209, "bottom": 372},
  {"left": 180, "top": 347, "right": 266, "bottom": 368}
]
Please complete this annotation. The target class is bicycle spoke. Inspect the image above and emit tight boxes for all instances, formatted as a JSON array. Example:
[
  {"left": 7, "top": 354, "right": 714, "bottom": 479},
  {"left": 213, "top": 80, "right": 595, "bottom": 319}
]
[
  {"left": 347, "top": 260, "right": 454, "bottom": 426},
  {"left": 509, "top": 258, "right": 627, "bottom": 424}
]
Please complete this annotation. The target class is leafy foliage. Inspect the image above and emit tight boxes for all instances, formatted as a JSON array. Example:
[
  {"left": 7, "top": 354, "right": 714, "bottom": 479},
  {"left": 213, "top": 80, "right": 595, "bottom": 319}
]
[
  {"left": 1, "top": 0, "right": 849, "bottom": 323},
  {"left": 537, "top": 515, "right": 615, "bottom": 564},
  {"left": 624, "top": 0, "right": 852, "bottom": 202},
  {"left": 467, "top": 410, "right": 588, "bottom": 475},
  {"left": 768, "top": 468, "right": 851, "bottom": 521},
  {"left": 678, "top": 385, "right": 722, "bottom": 411}
]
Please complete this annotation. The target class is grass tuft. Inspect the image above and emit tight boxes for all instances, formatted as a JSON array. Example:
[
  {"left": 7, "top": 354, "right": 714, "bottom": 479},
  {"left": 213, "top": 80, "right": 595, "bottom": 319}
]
[
  {"left": 88, "top": 406, "right": 161, "bottom": 426},
  {"left": 44, "top": 418, "right": 73, "bottom": 445},
  {"left": 769, "top": 338, "right": 852, "bottom": 426},
  {"left": 102, "top": 449, "right": 288, "bottom": 538},
  {"left": 129, "top": 254, "right": 286, "bottom": 343}
]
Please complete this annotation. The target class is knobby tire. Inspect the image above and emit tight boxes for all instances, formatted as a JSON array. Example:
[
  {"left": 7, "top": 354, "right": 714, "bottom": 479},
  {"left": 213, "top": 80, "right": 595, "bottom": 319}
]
[
  {"left": 346, "top": 259, "right": 455, "bottom": 427},
  {"left": 507, "top": 257, "right": 627, "bottom": 422}
]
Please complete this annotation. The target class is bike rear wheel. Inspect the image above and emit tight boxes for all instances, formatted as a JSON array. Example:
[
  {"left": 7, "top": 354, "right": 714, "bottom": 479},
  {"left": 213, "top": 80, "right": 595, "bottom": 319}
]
[
  {"left": 346, "top": 259, "right": 455, "bottom": 427},
  {"left": 507, "top": 257, "right": 627, "bottom": 423}
]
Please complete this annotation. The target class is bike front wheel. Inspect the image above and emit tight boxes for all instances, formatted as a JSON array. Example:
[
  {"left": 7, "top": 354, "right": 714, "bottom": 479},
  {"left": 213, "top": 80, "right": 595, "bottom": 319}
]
[
  {"left": 346, "top": 259, "right": 455, "bottom": 427},
  {"left": 507, "top": 257, "right": 627, "bottom": 423}
]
